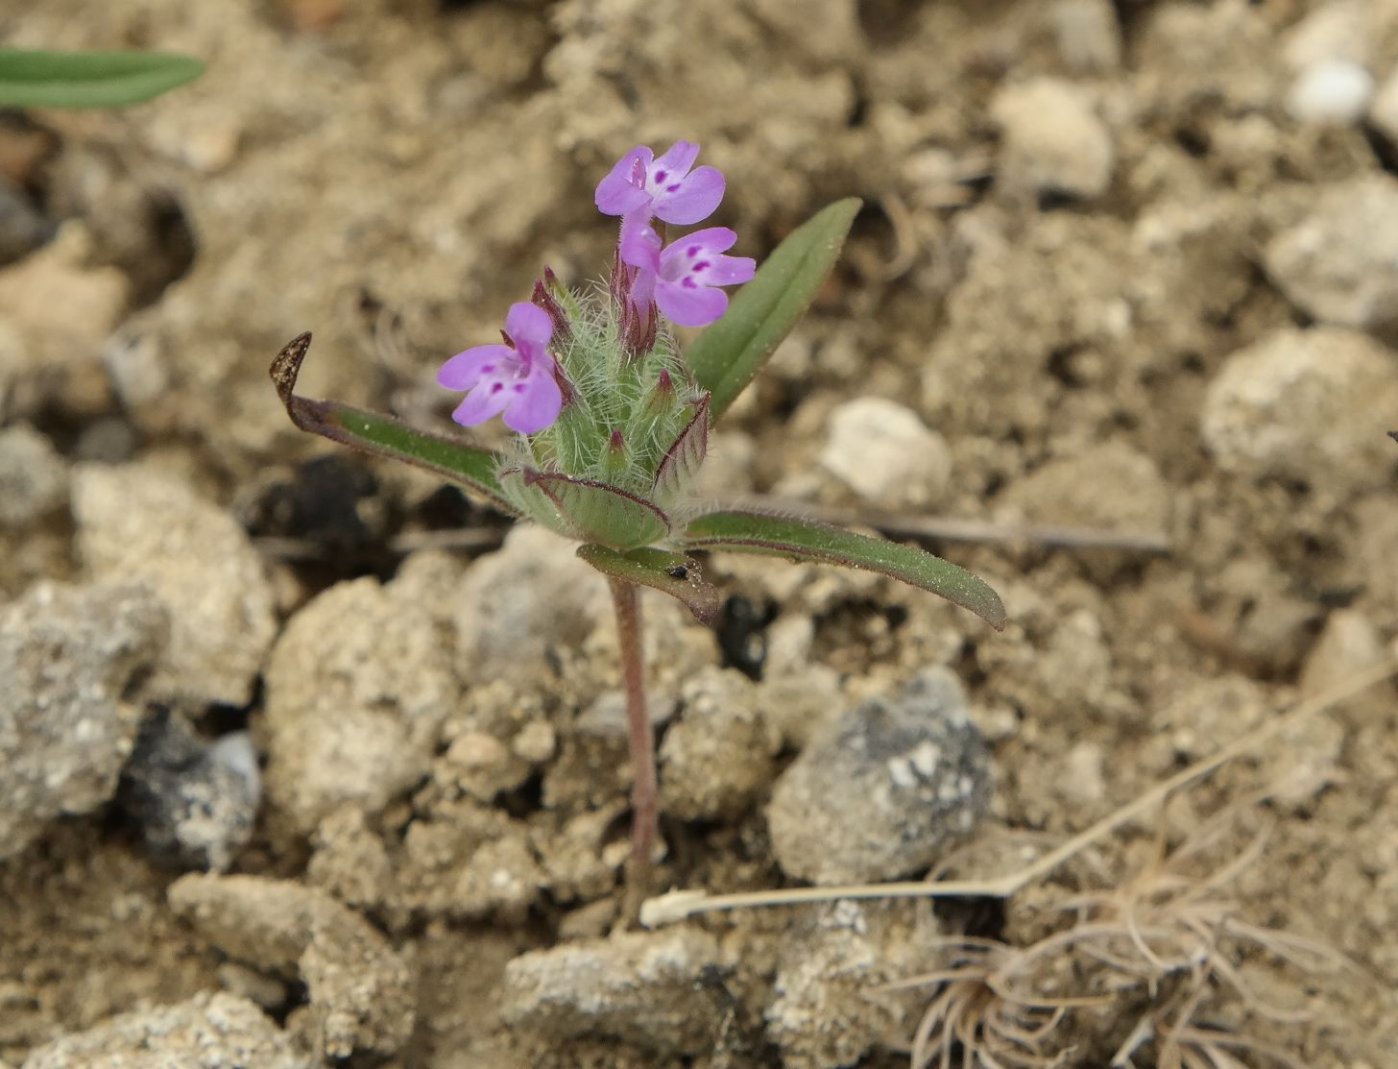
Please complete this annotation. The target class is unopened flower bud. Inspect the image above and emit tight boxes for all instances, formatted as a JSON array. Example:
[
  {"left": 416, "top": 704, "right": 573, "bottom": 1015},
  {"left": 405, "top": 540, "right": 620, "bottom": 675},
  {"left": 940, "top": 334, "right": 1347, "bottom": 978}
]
[
  {"left": 603, "top": 427, "right": 629, "bottom": 482},
  {"left": 531, "top": 268, "right": 571, "bottom": 343}
]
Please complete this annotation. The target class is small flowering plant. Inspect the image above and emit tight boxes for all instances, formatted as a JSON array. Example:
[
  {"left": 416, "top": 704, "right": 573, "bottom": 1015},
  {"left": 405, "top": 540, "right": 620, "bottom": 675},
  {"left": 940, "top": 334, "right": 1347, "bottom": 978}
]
[{"left": 271, "top": 141, "right": 1005, "bottom": 872}]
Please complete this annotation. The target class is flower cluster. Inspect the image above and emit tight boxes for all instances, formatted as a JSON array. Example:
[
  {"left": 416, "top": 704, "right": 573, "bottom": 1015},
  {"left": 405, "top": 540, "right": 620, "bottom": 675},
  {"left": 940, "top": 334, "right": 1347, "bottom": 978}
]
[
  {"left": 273, "top": 153, "right": 1004, "bottom": 881},
  {"left": 438, "top": 141, "right": 753, "bottom": 437}
]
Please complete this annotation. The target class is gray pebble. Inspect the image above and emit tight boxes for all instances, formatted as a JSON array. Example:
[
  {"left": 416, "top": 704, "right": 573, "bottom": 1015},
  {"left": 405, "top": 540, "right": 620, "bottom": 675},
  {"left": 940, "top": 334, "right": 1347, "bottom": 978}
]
[
  {"left": 660, "top": 666, "right": 779, "bottom": 822},
  {"left": 117, "top": 710, "right": 260, "bottom": 872},
  {"left": 996, "top": 440, "right": 1171, "bottom": 534},
  {"left": 766, "top": 901, "right": 923, "bottom": 1069},
  {"left": 0, "top": 581, "right": 166, "bottom": 861},
  {"left": 767, "top": 668, "right": 993, "bottom": 884},
  {"left": 169, "top": 873, "right": 416, "bottom": 1060},
  {"left": 501, "top": 928, "right": 724, "bottom": 1056},
  {"left": 453, "top": 524, "right": 608, "bottom": 684},
  {"left": 0, "top": 175, "right": 55, "bottom": 267},
  {"left": 20, "top": 992, "right": 306, "bottom": 1069},
  {"left": 0, "top": 423, "right": 68, "bottom": 528}
]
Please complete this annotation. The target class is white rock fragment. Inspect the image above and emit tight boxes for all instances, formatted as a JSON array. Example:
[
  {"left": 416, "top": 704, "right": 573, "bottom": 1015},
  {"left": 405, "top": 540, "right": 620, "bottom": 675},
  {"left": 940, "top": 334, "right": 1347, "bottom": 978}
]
[
  {"left": 991, "top": 78, "right": 1114, "bottom": 200},
  {"left": 1264, "top": 175, "right": 1398, "bottom": 329},
  {"left": 1286, "top": 59, "right": 1373, "bottom": 124},
  {"left": 1200, "top": 327, "right": 1398, "bottom": 496},
  {"left": 72, "top": 462, "right": 277, "bottom": 708},
  {"left": 819, "top": 396, "right": 951, "bottom": 508}
]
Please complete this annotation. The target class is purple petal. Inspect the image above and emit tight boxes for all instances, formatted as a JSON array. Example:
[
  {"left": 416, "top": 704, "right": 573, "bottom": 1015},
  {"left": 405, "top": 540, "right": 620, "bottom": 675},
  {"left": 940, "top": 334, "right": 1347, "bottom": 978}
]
[
  {"left": 595, "top": 146, "right": 654, "bottom": 216},
  {"left": 620, "top": 222, "right": 663, "bottom": 271},
  {"left": 504, "top": 301, "right": 553, "bottom": 354},
  {"left": 503, "top": 367, "right": 563, "bottom": 434},
  {"left": 656, "top": 278, "right": 728, "bottom": 327},
  {"left": 452, "top": 380, "right": 512, "bottom": 426},
  {"left": 706, "top": 253, "right": 756, "bottom": 286},
  {"left": 680, "top": 226, "right": 738, "bottom": 253},
  {"left": 659, "top": 228, "right": 750, "bottom": 288},
  {"left": 650, "top": 141, "right": 700, "bottom": 180},
  {"left": 652, "top": 165, "right": 725, "bottom": 226},
  {"left": 437, "top": 344, "right": 512, "bottom": 390}
]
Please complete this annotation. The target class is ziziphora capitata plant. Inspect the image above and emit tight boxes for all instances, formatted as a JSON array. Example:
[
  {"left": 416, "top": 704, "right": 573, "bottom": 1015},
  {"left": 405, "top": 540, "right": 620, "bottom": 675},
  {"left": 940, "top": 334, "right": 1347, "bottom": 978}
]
[{"left": 271, "top": 140, "right": 1006, "bottom": 884}]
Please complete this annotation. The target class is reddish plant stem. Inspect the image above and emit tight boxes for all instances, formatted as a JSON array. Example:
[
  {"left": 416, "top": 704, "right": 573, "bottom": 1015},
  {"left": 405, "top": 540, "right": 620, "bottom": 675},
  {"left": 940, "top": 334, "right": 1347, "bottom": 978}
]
[{"left": 608, "top": 577, "right": 657, "bottom": 868}]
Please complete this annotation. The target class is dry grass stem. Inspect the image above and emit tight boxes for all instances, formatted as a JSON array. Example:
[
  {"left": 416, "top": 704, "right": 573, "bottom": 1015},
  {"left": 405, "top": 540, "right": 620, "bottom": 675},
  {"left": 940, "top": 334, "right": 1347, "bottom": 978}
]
[
  {"left": 896, "top": 802, "right": 1352, "bottom": 1069},
  {"left": 641, "top": 658, "right": 1398, "bottom": 926}
]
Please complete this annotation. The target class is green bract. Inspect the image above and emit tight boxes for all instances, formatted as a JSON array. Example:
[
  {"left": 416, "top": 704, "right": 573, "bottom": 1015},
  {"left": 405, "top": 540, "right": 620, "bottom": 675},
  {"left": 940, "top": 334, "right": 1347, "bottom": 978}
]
[{"left": 271, "top": 197, "right": 1007, "bottom": 631}]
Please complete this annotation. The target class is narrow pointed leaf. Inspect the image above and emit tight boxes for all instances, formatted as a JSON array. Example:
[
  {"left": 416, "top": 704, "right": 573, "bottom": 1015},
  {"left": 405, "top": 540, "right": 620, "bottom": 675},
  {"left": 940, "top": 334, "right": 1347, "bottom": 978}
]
[
  {"left": 506, "top": 469, "right": 669, "bottom": 550},
  {"left": 0, "top": 49, "right": 205, "bottom": 108},
  {"left": 684, "top": 509, "right": 1006, "bottom": 630},
  {"left": 687, "top": 198, "right": 861, "bottom": 421},
  {"left": 577, "top": 545, "right": 720, "bottom": 625},
  {"left": 652, "top": 394, "right": 710, "bottom": 503},
  {"left": 270, "top": 332, "right": 513, "bottom": 513}
]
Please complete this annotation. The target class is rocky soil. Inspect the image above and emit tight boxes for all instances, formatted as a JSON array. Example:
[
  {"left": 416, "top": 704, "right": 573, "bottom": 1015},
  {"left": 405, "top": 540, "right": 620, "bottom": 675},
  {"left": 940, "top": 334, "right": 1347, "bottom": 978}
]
[{"left": 2, "top": 1, "right": 1397, "bottom": 1067}]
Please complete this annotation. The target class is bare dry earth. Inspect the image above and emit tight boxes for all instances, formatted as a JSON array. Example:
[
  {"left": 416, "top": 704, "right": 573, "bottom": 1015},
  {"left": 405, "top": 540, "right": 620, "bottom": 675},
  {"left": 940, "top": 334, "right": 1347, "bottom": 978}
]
[{"left": 1, "top": 1, "right": 1397, "bottom": 1068}]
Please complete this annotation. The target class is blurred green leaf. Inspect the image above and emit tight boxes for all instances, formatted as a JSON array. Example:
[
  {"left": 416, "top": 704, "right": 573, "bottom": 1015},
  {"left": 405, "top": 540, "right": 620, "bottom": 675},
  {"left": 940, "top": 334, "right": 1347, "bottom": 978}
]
[
  {"left": 577, "top": 545, "right": 719, "bottom": 625},
  {"left": 684, "top": 509, "right": 1006, "bottom": 630},
  {"left": 0, "top": 49, "right": 204, "bottom": 108},
  {"left": 687, "top": 197, "right": 861, "bottom": 421},
  {"left": 270, "top": 332, "right": 514, "bottom": 513}
]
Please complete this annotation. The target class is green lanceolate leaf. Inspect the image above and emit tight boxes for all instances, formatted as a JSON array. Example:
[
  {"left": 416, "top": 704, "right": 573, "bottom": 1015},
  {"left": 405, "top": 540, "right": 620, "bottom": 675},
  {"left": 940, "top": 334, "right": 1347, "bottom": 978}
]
[
  {"left": 270, "top": 332, "right": 513, "bottom": 513},
  {"left": 577, "top": 545, "right": 720, "bottom": 625},
  {"left": 687, "top": 198, "right": 861, "bottom": 421},
  {"left": 0, "top": 49, "right": 205, "bottom": 108},
  {"left": 683, "top": 509, "right": 1007, "bottom": 630},
  {"left": 503, "top": 469, "right": 670, "bottom": 550}
]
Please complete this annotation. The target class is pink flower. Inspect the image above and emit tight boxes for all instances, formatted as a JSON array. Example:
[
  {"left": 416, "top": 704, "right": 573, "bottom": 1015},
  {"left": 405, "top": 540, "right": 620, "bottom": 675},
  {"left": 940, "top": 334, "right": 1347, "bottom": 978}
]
[
  {"left": 595, "top": 141, "right": 725, "bottom": 227},
  {"left": 620, "top": 224, "right": 756, "bottom": 328},
  {"left": 437, "top": 302, "right": 563, "bottom": 434}
]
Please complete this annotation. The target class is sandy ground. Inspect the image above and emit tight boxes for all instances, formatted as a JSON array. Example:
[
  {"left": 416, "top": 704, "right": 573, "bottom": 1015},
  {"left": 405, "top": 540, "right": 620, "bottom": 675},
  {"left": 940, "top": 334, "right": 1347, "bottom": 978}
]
[{"left": 1, "top": 1, "right": 1397, "bottom": 1067}]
